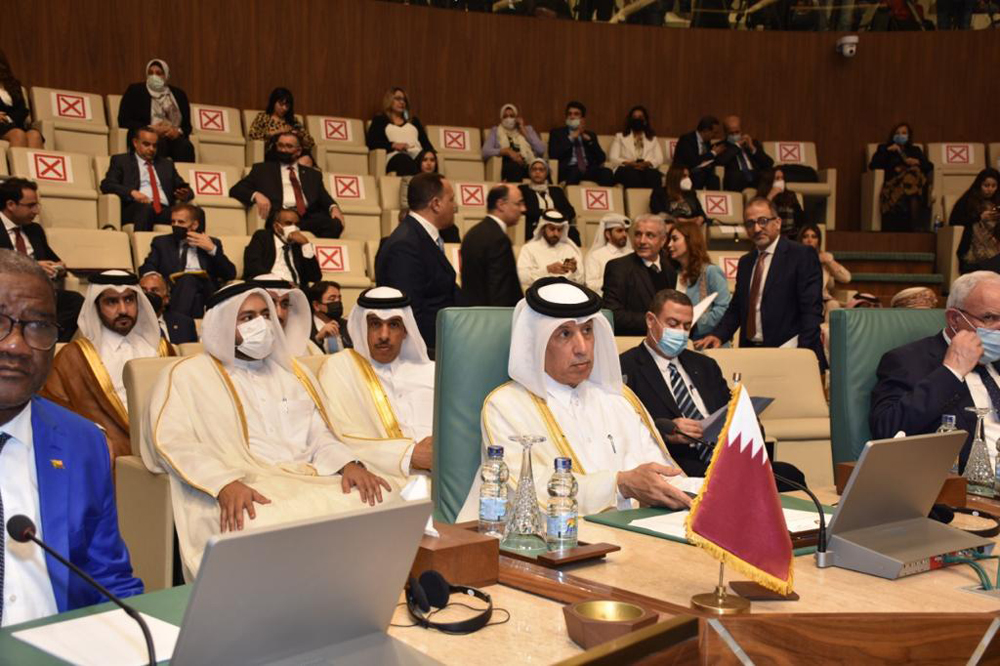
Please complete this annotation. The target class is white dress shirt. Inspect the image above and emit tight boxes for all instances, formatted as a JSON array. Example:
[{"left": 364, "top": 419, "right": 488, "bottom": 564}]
[
  {"left": 135, "top": 153, "right": 165, "bottom": 205},
  {"left": 1, "top": 213, "right": 34, "bottom": 258},
  {"left": 269, "top": 233, "right": 315, "bottom": 284},
  {"left": 641, "top": 256, "right": 663, "bottom": 272},
  {"left": 180, "top": 238, "right": 216, "bottom": 272},
  {"left": 410, "top": 212, "right": 441, "bottom": 246},
  {"left": 371, "top": 358, "right": 435, "bottom": 473},
  {"left": 750, "top": 235, "right": 781, "bottom": 343},
  {"left": 98, "top": 329, "right": 159, "bottom": 409},
  {"left": 644, "top": 342, "right": 710, "bottom": 417},
  {"left": 943, "top": 331, "right": 1000, "bottom": 467},
  {"left": 385, "top": 122, "right": 421, "bottom": 159},
  {"left": 278, "top": 164, "right": 307, "bottom": 210},
  {"left": 0, "top": 403, "right": 59, "bottom": 627}
]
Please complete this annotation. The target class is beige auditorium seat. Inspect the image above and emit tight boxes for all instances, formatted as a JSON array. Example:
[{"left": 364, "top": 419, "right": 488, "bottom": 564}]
[
  {"left": 129, "top": 231, "right": 160, "bottom": 273},
  {"left": 705, "top": 348, "right": 832, "bottom": 487},
  {"left": 8, "top": 147, "right": 98, "bottom": 228},
  {"left": 119, "top": 357, "right": 182, "bottom": 591},
  {"left": 215, "top": 234, "right": 250, "bottom": 278},
  {"left": 30, "top": 87, "right": 109, "bottom": 156},
  {"left": 428, "top": 126, "right": 484, "bottom": 181},
  {"left": 378, "top": 175, "right": 403, "bottom": 237},
  {"left": 927, "top": 142, "right": 985, "bottom": 204},
  {"left": 306, "top": 116, "right": 368, "bottom": 175},
  {"left": 443, "top": 242, "right": 462, "bottom": 285},
  {"left": 47, "top": 229, "right": 134, "bottom": 288},
  {"left": 764, "top": 141, "right": 838, "bottom": 228},
  {"left": 311, "top": 238, "right": 372, "bottom": 312},
  {"left": 625, "top": 188, "right": 652, "bottom": 219},
  {"left": 596, "top": 134, "right": 614, "bottom": 158},
  {"left": 188, "top": 104, "right": 245, "bottom": 167},
  {"left": 325, "top": 172, "right": 381, "bottom": 242},
  {"left": 860, "top": 142, "right": 924, "bottom": 231},
  {"left": 699, "top": 190, "right": 746, "bottom": 241},
  {"left": 105, "top": 94, "right": 129, "bottom": 156},
  {"left": 174, "top": 162, "right": 248, "bottom": 235},
  {"left": 711, "top": 250, "right": 744, "bottom": 291},
  {"left": 937, "top": 198, "right": 963, "bottom": 290},
  {"left": 453, "top": 181, "right": 494, "bottom": 235},
  {"left": 241, "top": 109, "right": 306, "bottom": 165},
  {"left": 92, "top": 155, "right": 121, "bottom": 229},
  {"left": 614, "top": 336, "right": 644, "bottom": 354},
  {"left": 0, "top": 140, "right": 9, "bottom": 175},
  {"left": 661, "top": 137, "right": 679, "bottom": 165},
  {"left": 565, "top": 185, "right": 625, "bottom": 246},
  {"left": 990, "top": 143, "right": 1000, "bottom": 172},
  {"left": 364, "top": 239, "right": 379, "bottom": 281}
]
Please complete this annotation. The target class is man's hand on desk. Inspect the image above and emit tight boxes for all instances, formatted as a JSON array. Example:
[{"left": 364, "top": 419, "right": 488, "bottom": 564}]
[
  {"left": 218, "top": 480, "right": 271, "bottom": 532},
  {"left": 617, "top": 463, "right": 692, "bottom": 510},
  {"left": 340, "top": 462, "right": 392, "bottom": 506},
  {"left": 669, "top": 418, "right": 703, "bottom": 445},
  {"left": 943, "top": 330, "right": 983, "bottom": 378}
]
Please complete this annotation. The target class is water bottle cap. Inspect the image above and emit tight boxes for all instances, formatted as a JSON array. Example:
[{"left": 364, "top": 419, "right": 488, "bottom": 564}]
[
  {"left": 943, "top": 414, "right": 956, "bottom": 426},
  {"left": 487, "top": 445, "right": 504, "bottom": 458},
  {"left": 554, "top": 457, "right": 572, "bottom": 471}
]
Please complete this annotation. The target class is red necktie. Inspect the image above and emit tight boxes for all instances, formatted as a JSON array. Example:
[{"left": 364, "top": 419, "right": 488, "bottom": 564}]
[
  {"left": 288, "top": 166, "right": 307, "bottom": 217},
  {"left": 12, "top": 228, "right": 27, "bottom": 256},
  {"left": 146, "top": 161, "right": 162, "bottom": 214},
  {"left": 745, "top": 251, "right": 769, "bottom": 341}
]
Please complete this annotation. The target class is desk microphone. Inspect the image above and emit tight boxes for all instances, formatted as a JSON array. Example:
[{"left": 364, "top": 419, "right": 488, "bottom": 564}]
[
  {"left": 652, "top": 418, "right": 828, "bottom": 557},
  {"left": 6, "top": 515, "right": 156, "bottom": 666}
]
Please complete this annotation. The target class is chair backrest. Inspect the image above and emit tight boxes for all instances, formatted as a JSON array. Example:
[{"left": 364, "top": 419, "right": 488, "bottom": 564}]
[
  {"left": 106, "top": 94, "right": 122, "bottom": 129},
  {"left": 189, "top": 104, "right": 244, "bottom": 141},
  {"left": 175, "top": 162, "right": 244, "bottom": 204},
  {"left": 596, "top": 134, "right": 614, "bottom": 155},
  {"left": 306, "top": 116, "right": 366, "bottom": 148},
  {"left": 942, "top": 193, "right": 961, "bottom": 221},
  {"left": 661, "top": 137, "right": 679, "bottom": 164},
  {"left": 311, "top": 238, "right": 371, "bottom": 286},
  {"left": 624, "top": 188, "right": 652, "bottom": 219},
  {"left": 325, "top": 173, "right": 380, "bottom": 212},
  {"left": 124, "top": 357, "right": 183, "bottom": 457},
  {"left": 215, "top": 234, "right": 250, "bottom": 277},
  {"left": 30, "top": 87, "right": 107, "bottom": 129},
  {"left": 990, "top": 143, "right": 1000, "bottom": 171},
  {"left": 697, "top": 190, "right": 743, "bottom": 224},
  {"left": 565, "top": 185, "right": 625, "bottom": 219},
  {"left": 47, "top": 228, "right": 133, "bottom": 271},
  {"left": 765, "top": 141, "right": 819, "bottom": 170},
  {"left": 0, "top": 140, "right": 8, "bottom": 176},
  {"left": 704, "top": 348, "right": 828, "bottom": 421},
  {"left": 927, "top": 142, "right": 986, "bottom": 173},
  {"left": 9, "top": 148, "right": 97, "bottom": 193},
  {"left": 710, "top": 250, "right": 744, "bottom": 287},
  {"left": 828, "top": 308, "right": 946, "bottom": 465},
  {"left": 427, "top": 126, "right": 482, "bottom": 159},
  {"left": 240, "top": 110, "right": 304, "bottom": 139},
  {"left": 378, "top": 175, "right": 403, "bottom": 210},
  {"left": 453, "top": 181, "right": 492, "bottom": 216}
]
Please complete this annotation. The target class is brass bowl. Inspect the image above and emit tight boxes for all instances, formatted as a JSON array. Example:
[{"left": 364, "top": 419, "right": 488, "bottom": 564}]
[{"left": 563, "top": 599, "right": 658, "bottom": 649}]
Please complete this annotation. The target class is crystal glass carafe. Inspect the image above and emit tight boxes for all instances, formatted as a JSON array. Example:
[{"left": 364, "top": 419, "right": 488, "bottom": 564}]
[
  {"left": 965, "top": 406, "right": 995, "bottom": 497},
  {"left": 500, "top": 435, "right": 548, "bottom": 555}
]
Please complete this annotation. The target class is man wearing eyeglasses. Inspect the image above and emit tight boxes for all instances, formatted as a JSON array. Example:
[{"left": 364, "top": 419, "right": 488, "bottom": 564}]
[
  {"left": 871, "top": 271, "right": 1000, "bottom": 472},
  {"left": 0, "top": 250, "right": 143, "bottom": 627},
  {"left": 697, "top": 197, "right": 826, "bottom": 370},
  {"left": 41, "top": 270, "right": 174, "bottom": 462}
]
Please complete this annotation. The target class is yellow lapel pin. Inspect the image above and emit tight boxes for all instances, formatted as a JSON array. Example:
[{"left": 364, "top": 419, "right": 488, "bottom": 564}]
[{"left": 50, "top": 459, "right": 64, "bottom": 469}]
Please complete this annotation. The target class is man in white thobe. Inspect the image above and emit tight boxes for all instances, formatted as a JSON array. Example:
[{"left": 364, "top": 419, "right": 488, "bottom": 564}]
[
  {"left": 318, "top": 287, "right": 434, "bottom": 488},
  {"left": 584, "top": 213, "right": 633, "bottom": 296},
  {"left": 252, "top": 273, "right": 323, "bottom": 356},
  {"left": 143, "top": 282, "right": 402, "bottom": 578},
  {"left": 516, "top": 210, "right": 585, "bottom": 290},
  {"left": 458, "top": 277, "right": 691, "bottom": 520}
]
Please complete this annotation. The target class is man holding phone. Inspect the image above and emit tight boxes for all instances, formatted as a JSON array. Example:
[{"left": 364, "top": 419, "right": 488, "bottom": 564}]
[{"left": 516, "top": 210, "right": 585, "bottom": 290}]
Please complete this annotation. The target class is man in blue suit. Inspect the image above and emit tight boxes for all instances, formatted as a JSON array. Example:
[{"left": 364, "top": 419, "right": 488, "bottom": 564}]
[{"left": 0, "top": 249, "right": 142, "bottom": 627}]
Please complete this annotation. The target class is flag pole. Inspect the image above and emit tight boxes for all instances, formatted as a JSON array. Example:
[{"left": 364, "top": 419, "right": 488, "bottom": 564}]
[{"left": 691, "top": 563, "right": 751, "bottom": 614}]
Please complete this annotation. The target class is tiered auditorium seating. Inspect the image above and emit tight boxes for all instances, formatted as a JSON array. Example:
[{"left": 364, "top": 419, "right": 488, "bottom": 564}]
[
  {"left": 306, "top": 116, "right": 369, "bottom": 174},
  {"left": 452, "top": 180, "right": 495, "bottom": 235},
  {"left": 174, "top": 162, "right": 253, "bottom": 235},
  {"left": 188, "top": 104, "right": 245, "bottom": 167},
  {"left": 30, "top": 88, "right": 109, "bottom": 157},
  {"left": 8, "top": 147, "right": 99, "bottom": 228},
  {"left": 565, "top": 184, "right": 625, "bottom": 245},
  {"left": 927, "top": 142, "right": 985, "bottom": 216},
  {"left": 427, "top": 125, "right": 484, "bottom": 181},
  {"left": 324, "top": 172, "right": 381, "bottom": 242},
  {"left": 764, "top": 140, "right": 837, "bottom": 228},
  {"left": 307, "top": 237, "right": 372, "bottom": 312},
  {"left": 241, "top": 109, "right": 305, "bottom": 165}
]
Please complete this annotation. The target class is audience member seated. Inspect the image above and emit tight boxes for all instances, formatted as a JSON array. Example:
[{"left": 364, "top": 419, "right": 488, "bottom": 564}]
[
  {"left": 42, "top": 270, "right": 173, "bottom": 461},
  {"left": 585, "top": 213, "right": 632, "bottom": 296},
  {"left": 667, "top": 220, "right": 730, "bottom": 341},
  {"left": 699, "top": 198, "right": 826, "bottom": 370},
  {"left": 651, "top": 164, "right": 708, "bottom": 225},
  {"left": 144, "top": 283, "right": 396, "bottom": 577},
  {"left": 869, "top": 122, "right": 933, "bottom": 232},
  {"left": 137, "top": 203, "right": 237, "bottom": 318},
  {"left": 118, "top": 59, "right": 195, "bottom": 162},
  {"left": 673, "top": 115, "right": 723, "bottom": 190},
  {"left": 757, "top": 167, "right": 806, "bottom": 238},
  {"left": 482, "top": 103, "right": 546, "bottom": 183},
  {"left": 798, "top": 223, "right": 850, "bottom": 317},
  {"left": 890, "top": 286, "right": 939, "bottom": 309},
  {"left": 0, "top": 49, "right": 43, "bottom": 148},
  {"left": 244, "top": 209, "right": 321, "bottom": 288},
  {"left": 519, "top": 158, "right": 579, "bottom": 244},
  {"left": 602, "top": 214, "right": 677, "bottom": 335},
  {"left": 0, "top": 178, "right": 84, "bottom": 341},
  {"left": 608, "top": 105, "right": 664, "bottom": 190},
  {"left": 848, "top": 292, "right": 882, "bottom": 309},
  {"left": 375, "top": 173, "right": 459, "bottom": 356},
  {"left": 457, "top": 278, "right": 690, "bottom": 521},
  {"left": 248, "top": 87, "right": 316, "bottom": 167},
  {"left": 870, "top": 271, "right": 1000, "bottom": 471},
  {"left": 139, "top": 271, "right": 198, "bottom": 344},
  {"left": 548, "top": 101, "right": 614, "bottom": 186},
  {"left": 460, "top": 184, "right": 524, "bottom": 306},
  {"left": 307, "top": 280, "right": 352, "bottom": 353},
  {"left": 952, "top": 168, "right": 1000, "bottom": 274},
  {"left": 365, "top": 87, "right": 434, "bottom": 176},
  {"left": 230, "top": 131, "right": 344, "bottom": 238},
  {"left": 318, "top": 287, "right": 435, "bottom": 488},
  {"left": 717, "top": 115, "right": 773, "bottom": 192},
  {"left": 517, "top": 210, "right": 584, "bottom": 291},
  {"left": 252, "top": 274, "right": 322, "bottom": 356},
  {"left": 0, "top": 250, "right": 143, "bottom": 627},
  {"left": 398, "top": 149, "right": 460, "bottom": 242},
  {"left": 100, "top": 125, "right": 193, "bottom": 230}
]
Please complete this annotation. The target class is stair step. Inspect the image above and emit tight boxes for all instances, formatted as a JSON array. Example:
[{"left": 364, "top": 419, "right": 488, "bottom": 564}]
[
  {"left": 850, "top": 272, "right": 944, "bottom": 284},
  {"left": 832, "top": 251, "right": 936, "bottom": 262},
  {"left": 827, "top": 231, "right": 936, "bottom": 254}
]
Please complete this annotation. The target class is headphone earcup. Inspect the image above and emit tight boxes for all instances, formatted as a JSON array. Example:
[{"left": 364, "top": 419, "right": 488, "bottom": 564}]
[
  {"left": 408, "top": 576, "right": 430, "bottom": 614},
  {"left": 418, "top": 570, "right": 451, "bottom": 609}
]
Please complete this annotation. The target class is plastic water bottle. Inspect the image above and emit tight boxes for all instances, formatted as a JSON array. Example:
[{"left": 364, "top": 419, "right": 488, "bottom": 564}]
[
  {"left": 478, "top": 446, "right": 509, "bottom": 537},
  {"left": 933, "top": 213, "right": 944, "bottom": 233},
  {"left": 546, "top": 457, "right": 579, "bottom": 551},
  {"left": 937, "top": 415, "right": 959, "bottom": 474}
]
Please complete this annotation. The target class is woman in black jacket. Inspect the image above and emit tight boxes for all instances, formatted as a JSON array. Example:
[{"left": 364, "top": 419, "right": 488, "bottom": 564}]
[
  {"left": 952, "top": 168, "right": 1000, "bottom": 273},
  {"left": 869, "top": 122, "right": 933, "bottom": 232},
  {"left": 756, "top": 167, "right": 806, "bottom": 238},
  {"left": 0, "top": 49, "right": 43, "bottom": 148},
  {"left": 365, "top": 87, "right": 433, "bottom": 175},
  {"left": 118, "top": 59, "right": 195, "bottom": 162},
  {"left": 650, "top": 163, "right": 708, "bottom": 225}
]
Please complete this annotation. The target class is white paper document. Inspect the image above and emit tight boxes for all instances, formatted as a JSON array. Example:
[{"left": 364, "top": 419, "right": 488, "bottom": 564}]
[
  {"left": 13, "top": 609, "right": 180, "bottom": 666},
  {"left": 629, "top": 507, "right": 833, "bottom": 542},
  {"left": 691, "top": 292, "right": 718, "bottom": 326},
  {"left": 668, "top": 476, "right": 705, "bottom": 495}
]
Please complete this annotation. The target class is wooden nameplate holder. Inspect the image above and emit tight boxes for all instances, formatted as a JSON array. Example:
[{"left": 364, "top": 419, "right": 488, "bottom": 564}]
[{"left": 453, "top": 520, "right": 620, "bottom": 568}]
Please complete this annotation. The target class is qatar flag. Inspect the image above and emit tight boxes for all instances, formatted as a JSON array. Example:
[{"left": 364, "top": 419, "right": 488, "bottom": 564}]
[{"left": 685, "top": 384, "right": 794, "bottom": 595}]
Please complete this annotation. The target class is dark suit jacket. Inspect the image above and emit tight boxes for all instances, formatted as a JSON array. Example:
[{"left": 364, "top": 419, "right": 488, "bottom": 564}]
[
  {"left": 138, "top": 234, "right": 237, "bottom": 287},
  {"left": 229, "top": 162, "right": 337, "bottom": 217},
  {"left": 620, "top": 343, "right": 731, "bottom": 475},
  {"left": 100, "top": 153, "right": 191, "bottom": 206},
  {"left": 375, "top": 215, "right": 458, "bottom": 349},
  {"left": 162, "top": 309, "right": 198, "bottom": 344},
  {"left": 519, "top": 184, "right": 577, "bottom": 242},
  {"left": 710, "top": 237, "right": 826, "bottom": 368},
  {"left": 717, "top": 139, "right": 774, "bottom": 191},
  {"left": 460, "top": 217, "right": 522, "bottom": 307},
  {"left": 118, "top": 82, "right": 192, "bottom": 136},
  {"left": 0, "top": 222, "right": 60, "bottom": 261},
  {"left": 601, "top": 251, "right": 677, "bottom": 335},
  {"left": 673, "top": 130, "right": 718, "bottom": 175},
  {"left": 870, "top": 332, "right": 974, "bottom": 469},
  {"left": 548, "top": 126, "right": 607, "bottom": 176},
  {"left": 310, "top": 317, "right": 353, "bottom": 350},
  {"left": 242, "top": 228, "right": 321, "bottom": 287}
]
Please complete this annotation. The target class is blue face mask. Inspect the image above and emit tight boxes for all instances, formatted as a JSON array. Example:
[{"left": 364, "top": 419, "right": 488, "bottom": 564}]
[
  {"left": 959, "top": 311, "right": 1000, "bottom": 364},
  {"left": 657, "top": 326, "right": 688, "bottom": 358},
  {"left": 727, "top": 133, "right": 742, "bottom": 144},
  {"left": 893, "top": 133, "right": 909, "bottom": 146}
]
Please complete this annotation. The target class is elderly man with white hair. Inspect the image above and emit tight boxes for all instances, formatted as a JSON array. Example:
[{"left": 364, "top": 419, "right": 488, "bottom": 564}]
[
  {"left": 516, "top": 210, "right": 585, "bottom": 290},
  {"left": 602, "top": 213, "right": 677, "bottom": 335},
  {"left": 459, "top": 277, "right": 691, "bottom": 521},
  {"left": 871, "top": 270, "right": 1000, "bottom": 473},
  {"left": 42, "top": 269, "right": 173, "bottom": 460},
  {"left": 317, "top": 287, "right": 435, "bottom": 487},
  {"left": 584, "top": 213, "right": 632, "bottom": 296},
  {"left": 143, "top": 282, "right": 397, "bottom": 578}
]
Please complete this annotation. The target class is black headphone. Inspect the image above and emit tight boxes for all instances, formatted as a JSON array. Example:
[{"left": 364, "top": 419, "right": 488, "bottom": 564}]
[{"left": 405, "top": 570, "right": 493, "bottom": 634}]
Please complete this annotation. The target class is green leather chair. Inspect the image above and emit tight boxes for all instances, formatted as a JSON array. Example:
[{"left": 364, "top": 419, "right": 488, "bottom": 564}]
[
  {"left": 432, "top": 306, "right": 613, "bottom": 523},
  {"left": 829, "top": 308, "right": 945, "bottom": 466}
]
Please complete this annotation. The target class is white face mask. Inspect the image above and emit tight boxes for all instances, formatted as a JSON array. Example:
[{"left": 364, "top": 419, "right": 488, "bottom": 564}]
[
  {"left": 147, "top": 75, "right": 166, "bottom": 92},
  {"left": 236, "top": 316, "right": 275, "bottom": 360},
  {"left": 501, "top": 117, "right": 517, "bottom": 130},
  {"left": 679, "top": 177, "right": 693, "bottom": 191},
  {"left": 280, "top": 224, "right": 300, "bottom": 239},
  {"left": 773, "top": 179, "right": 786, "bottom": 192}
]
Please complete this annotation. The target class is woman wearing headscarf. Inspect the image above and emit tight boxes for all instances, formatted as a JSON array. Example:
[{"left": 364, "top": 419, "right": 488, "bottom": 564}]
[
  {"left": 952, "top": 168, "right": 1000, "bottom": 274},
  {"left": 482, "top": 103, "right": 546, "bottom": 183},
  {"left": 118, "top": 59, "right": 195, "bottom": 162},
  {"left": 518, "top": 157, "right": 579, "bottom": 244}
]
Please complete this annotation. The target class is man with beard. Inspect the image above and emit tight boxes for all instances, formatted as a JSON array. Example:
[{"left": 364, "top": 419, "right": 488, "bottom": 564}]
[
  {"left": 585, "top": 213, "right": 632, "bottom": 296},
  {"left": 516, "top": 210, "right": 584, "bottom": 291}
]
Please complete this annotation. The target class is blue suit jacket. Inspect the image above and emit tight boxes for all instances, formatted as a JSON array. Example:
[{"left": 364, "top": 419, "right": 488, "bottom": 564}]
[{"left": 30, "top": 396, "right": 143, "bottom": 612}]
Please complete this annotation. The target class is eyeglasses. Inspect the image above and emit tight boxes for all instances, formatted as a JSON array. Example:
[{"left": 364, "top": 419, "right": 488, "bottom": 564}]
[
  {"left": 0, "top": 313, "right": 60, "bottom": 351},
  {"left": 744, "top": 216, "right": 778, "bottom": 230},
  {"left": 959, "top": 308, "right": 1000, "bottom": 326}
]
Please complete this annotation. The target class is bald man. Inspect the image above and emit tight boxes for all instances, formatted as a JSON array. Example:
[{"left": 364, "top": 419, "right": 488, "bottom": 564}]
[{"left": 460, "top": 184, "right": 525, "bottom": 306}]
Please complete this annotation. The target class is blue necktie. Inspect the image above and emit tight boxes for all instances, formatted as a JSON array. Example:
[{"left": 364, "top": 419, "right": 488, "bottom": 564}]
[
  {"left": 0, "top": 432, "right": 11, "bottom": 625},
  {"left": 737, "top": 150, "right": 753, "bottom": 184},
  {"left": 436, "top": 236, "right": 445, "bottom": 253},
  {"left": 974, "top": 365, "right": 1000, "bottom": 413},
  {"left": 668, "top": 362, "right": 703, "bottom": 420}
]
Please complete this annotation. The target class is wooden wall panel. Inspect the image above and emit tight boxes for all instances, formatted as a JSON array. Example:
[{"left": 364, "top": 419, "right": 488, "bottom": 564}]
[{"left": 3, "top": 0, "right": 999, "bottom": 230}]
